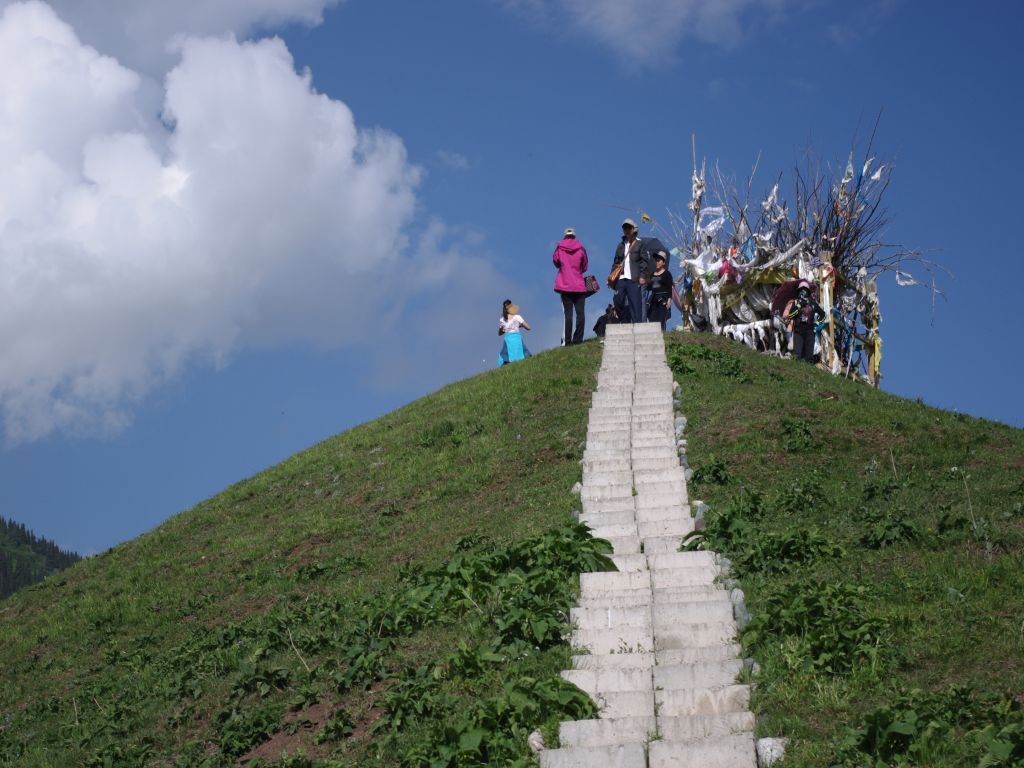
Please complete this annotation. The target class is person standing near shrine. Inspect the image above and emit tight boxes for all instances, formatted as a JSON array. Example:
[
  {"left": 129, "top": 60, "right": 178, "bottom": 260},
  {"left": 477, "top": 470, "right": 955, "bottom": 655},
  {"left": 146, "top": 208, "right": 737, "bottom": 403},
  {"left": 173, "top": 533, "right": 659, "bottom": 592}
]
[
  {"left": 552, "top": 227, "right": 589, "bottom": 345},
  {"left": 611, "top": 218, "right": 651, "bottom": 323}
]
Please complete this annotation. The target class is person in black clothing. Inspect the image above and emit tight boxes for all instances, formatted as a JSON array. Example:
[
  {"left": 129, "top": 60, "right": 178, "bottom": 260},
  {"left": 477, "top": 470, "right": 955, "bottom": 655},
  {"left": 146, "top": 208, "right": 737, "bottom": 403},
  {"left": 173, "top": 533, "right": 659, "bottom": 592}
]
[
  {"left": 783, "top": 280, "right": 825, "bottom": 363},
  {"left": 611, "top": 218, "right": 652, "bottom": 323},
  {"left": 647, "top": 251, "right": 674, "bottom": 330}
]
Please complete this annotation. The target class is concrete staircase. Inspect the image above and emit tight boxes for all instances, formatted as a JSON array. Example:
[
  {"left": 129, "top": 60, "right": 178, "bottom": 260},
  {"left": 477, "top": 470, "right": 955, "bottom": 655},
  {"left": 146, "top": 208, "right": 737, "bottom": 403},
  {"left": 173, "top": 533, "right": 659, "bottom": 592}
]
[{"left": 541, "top": 324, "right": 757, "bottom": 768}]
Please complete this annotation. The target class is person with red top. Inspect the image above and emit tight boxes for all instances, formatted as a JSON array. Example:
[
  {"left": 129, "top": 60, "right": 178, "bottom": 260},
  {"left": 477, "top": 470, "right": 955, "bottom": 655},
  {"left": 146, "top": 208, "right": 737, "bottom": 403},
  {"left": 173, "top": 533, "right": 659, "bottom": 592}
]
[{"left": 552, "top": 227, "right": 590, "bottom": 345}]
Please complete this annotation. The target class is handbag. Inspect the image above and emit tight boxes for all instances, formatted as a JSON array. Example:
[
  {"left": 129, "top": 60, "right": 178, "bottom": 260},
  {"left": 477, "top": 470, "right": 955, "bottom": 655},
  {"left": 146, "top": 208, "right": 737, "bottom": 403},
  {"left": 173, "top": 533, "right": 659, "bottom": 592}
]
[
  {"left": 584, "top": 275, "right": 600, "bottom": 296},
  {"left": 606, "top": 260, "right": 623, "bottom": 288}
]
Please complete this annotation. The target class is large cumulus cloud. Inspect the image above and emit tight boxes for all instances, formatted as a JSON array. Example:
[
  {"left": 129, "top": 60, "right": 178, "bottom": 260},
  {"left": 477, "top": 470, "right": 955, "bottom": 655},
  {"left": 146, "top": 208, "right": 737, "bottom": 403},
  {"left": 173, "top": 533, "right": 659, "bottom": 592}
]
[
  {"left": 0, "top": 1, "right": 437, "bottom": 442},
  {"left": 0, "top": 0, "right": 342, "bottom": 73}
]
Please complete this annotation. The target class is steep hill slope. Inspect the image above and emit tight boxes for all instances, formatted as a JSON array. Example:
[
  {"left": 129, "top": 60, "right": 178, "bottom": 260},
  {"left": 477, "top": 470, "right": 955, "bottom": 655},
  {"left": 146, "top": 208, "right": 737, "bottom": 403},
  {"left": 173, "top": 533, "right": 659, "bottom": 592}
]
[
  {"left": 0, "top": 517, "right": 81, "bottom": 599},
  {"left": 0, "top": 342, "right": 606, "bottom": 767},
  {"left": 2, "top": 333, "right": 1022, "bottom": 768}
]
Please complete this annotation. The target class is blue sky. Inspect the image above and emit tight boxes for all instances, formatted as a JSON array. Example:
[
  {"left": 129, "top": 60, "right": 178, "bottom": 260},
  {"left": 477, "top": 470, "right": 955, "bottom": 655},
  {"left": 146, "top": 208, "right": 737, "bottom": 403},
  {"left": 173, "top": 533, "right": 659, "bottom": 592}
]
[{"left": 1, "top": 0, "right": 1021, "bottom": 555}]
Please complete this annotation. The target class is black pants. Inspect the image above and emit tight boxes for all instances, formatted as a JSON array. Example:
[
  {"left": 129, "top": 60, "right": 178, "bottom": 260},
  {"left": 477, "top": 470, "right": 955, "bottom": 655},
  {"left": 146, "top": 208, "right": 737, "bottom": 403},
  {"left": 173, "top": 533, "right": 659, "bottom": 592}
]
[
  {"left": 648, "top": 295, "right": 671, "bottom": 330},
  {"left": 791, "top": 327, "right": 816, "bottom": 362},
  {"left": 560, "top": 292, "right": 587, "bottom": 345},
  {"left": 613, "top": 279, "right": 643, "bottom": 323}
]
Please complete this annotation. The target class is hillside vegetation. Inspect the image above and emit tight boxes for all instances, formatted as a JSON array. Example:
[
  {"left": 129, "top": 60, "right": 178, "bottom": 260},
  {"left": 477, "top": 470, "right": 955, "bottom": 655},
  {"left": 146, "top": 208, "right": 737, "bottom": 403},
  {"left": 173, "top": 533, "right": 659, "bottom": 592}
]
[
  {"left": 0, "top": 517, "right": 81, "bottom": 599},
  {"left": 668, "top": 334, "right": 1024, "bottom": 767},
  {"left": 1, "top": 333, "right": 1022, "bottom": 767}
]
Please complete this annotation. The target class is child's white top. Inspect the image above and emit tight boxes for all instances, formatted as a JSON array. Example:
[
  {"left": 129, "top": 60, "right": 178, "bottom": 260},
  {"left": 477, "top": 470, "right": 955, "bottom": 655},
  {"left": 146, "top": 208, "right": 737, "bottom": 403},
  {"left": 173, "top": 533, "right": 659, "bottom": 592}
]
[{"left": 500, "top": 314, "right": 525, "bottom": 333}]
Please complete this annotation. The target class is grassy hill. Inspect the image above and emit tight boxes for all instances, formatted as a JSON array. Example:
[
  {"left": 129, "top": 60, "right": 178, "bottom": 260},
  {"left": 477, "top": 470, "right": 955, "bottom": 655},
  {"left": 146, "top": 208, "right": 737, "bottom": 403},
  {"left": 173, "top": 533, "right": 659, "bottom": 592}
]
[{"left": 1, "top": 334, "right": 1022, "bottom": 767}]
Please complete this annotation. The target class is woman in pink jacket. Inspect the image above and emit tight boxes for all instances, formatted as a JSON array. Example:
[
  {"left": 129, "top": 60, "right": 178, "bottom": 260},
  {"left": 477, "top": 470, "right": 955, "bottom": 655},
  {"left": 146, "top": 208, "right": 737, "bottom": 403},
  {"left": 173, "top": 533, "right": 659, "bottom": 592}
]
[{"left": 552, "top": 227, "right": 590, "bottom": 345}]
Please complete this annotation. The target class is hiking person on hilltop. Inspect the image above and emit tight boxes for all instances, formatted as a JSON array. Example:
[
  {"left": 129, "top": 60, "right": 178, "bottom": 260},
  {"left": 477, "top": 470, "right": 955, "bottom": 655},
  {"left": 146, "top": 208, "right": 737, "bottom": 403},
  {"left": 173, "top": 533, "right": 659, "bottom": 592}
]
[
  {"left": 498, "top": 299, "right": 532, "bottom": 366},
  {"left": 609, "top": 218, "right": 651, "bottom": 323},
  {"left": 552, "top": 227, "right": 589, "bottom": 345},
  {"left": 783, "top": 280, "right": 825, "bottom": 363},
  {"left": 647, "top": 251, "right": 674, "bottom": 330}
]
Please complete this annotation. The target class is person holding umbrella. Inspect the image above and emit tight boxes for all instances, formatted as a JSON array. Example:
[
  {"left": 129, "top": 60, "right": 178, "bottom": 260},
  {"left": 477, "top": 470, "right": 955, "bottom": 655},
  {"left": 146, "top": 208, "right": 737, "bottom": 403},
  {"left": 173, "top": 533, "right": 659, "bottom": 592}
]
[{"left": 781, "top": 280, "right": 825, "bottom": 363}]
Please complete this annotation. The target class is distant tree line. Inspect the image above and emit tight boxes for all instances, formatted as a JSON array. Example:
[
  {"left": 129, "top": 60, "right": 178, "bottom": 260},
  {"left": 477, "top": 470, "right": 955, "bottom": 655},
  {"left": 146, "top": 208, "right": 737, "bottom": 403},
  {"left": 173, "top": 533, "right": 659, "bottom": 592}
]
[{"left": 0, "top": 516, "right": 81, "bottom": 599}]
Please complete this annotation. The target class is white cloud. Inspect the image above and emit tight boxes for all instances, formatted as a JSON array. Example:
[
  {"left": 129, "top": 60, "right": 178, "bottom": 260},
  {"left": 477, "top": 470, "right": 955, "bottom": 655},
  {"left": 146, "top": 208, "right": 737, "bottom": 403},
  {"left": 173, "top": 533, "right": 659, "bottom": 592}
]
[
  {"left": 0, "top": 1, "right": 436, "bottom": 442},
  {"left": 498, "top": 0, "right": 792, "bottom": 64},
  {"left": 436, "top": 150, "right": 471, "bottom": 170},
  {"left": 0, "top": 0, "right": 342, "bottom": 73}
]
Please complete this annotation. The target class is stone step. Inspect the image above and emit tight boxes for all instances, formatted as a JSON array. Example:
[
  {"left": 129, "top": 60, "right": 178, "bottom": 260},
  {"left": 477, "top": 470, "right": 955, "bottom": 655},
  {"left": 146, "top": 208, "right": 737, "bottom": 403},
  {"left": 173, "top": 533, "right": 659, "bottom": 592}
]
[
  {"left": 582, "top": 497, "right": 636, "bottom": 514},
  {"left": 638, "top": 519, "right": 696, "bottom": 540},
  {"left": 652, "top": 658, "right": 744, "bottom": 690},
  {"left": 654, "top": 621, "right": 737, "bottom": 650},
  {"left": 652, "top": 600, "right": 735, "bottom": 626},
  {"left": 570, "top": 626, "right": 654, "bottom": 654},
  {"left": 581, "top": 570, "right": 651, "bottom": 592},
  {"left": 633, "top": 505, "right": 688, "bottom": 524},
  {"left": 603, "top": 535, "right": 641, "bottom": 554},
  {"left": 539, "top": 742, "right": 647, "bottom": 768},
  {"left": 571, "top": 605, "right": 651, "bottom": 630},
  {"left": 561, "top": 666, "right": 653, "bottom": 694},
  {"left": 577, "top": 586, "right": 655, "bottom": 608},
  {"left": 654, "top": 684, "right": 751, "bottom": 717},
  {"left": 648, "top": 567, "right": 718, "bottom": 590},
  {"left": 580, "top": 510, "right": 636, "bottom": 528},
  {"left": 558, "top": 716, "right": 656, "bottom": 748},
  {"left": 584, "top": 523, "right": 639, "bottom": 541},
  {"left": 647, "top": 732, "right": 756, "bottom": 768},
  {"left": 610, "top": 553, "right": 648, "bottom": 571},
  {"left": 648, "top": 551, "right": 716, "bottom": 569},
  {"left": 641, "top": 535, "right": 688, "bottom": 554},
  {"left": 571, "top": 652, "right": 654, "bottom": 670},
  {"left": 652, "top": 585, "right": 730, "bottom": 603},
  {"left": 658, "top": 711, "right": 756, "bottom": 742},
  {"left": 656, "top": 644, "right": 743, "bottom": 664}
]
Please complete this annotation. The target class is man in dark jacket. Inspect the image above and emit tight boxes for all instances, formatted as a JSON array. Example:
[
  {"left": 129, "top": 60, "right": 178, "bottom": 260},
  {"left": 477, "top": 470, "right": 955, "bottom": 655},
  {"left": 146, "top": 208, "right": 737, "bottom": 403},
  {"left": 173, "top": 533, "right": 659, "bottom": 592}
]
[{"left": 611, "top": 218, "right": 652, "bottom": 323}]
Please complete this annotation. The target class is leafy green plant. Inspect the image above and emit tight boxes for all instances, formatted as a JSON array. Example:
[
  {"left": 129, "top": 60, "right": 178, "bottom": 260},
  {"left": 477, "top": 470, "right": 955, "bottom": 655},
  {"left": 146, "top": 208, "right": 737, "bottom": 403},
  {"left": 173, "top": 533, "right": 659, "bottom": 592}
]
[
  {"left": 860, "top": 509, "right": 919, "bottom": 549},
  {"left": 743, "top": 581, "right": 890, "bottom": 675},
  {"left": 781, "top": 417, "right": 814, "bottom": 452},
  {"left": 693, "top": 455, "right": 731, "bottom": 486}
]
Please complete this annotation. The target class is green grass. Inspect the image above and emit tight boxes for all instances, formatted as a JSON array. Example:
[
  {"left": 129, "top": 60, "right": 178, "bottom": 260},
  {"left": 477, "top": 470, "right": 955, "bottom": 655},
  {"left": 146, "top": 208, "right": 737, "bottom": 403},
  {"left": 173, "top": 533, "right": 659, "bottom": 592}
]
[
  {"left": 669, "top": 333, "right": 1024, "bottom": 767},
  {"left": 0, "top": 341, "right": 604, "bottom": 767},
  {"left": 3, "top": 331, "right": 1022, "bottom": 767}
]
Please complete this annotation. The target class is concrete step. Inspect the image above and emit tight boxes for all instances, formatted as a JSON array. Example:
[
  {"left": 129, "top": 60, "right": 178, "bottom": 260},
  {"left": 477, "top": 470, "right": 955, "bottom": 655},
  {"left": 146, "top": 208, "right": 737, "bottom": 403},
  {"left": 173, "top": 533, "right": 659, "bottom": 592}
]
[
  {"left": 578, "top": 586, "right": 654, "bottom": 608},
  {"left": 649, "top": 563, "right": 717, "bottom": 585},
  {"left": 654, "top": 684, "right": 751, "bottom": 717},
  {"left": 656, "top": 644, "right": 743, "bottom": 664},
  {"left": 571, "top": 652, "right": 654, "bottom": 670},
  {"left": 649, "top": 551, "right": 717, "bottom": 569},
  {"left": 603, "top": 535, "right": 641, "bottom": 554},
  {"left": 539, "top": 742, "right": 647, "bottom": 768},
  {"left": 641, "top": 535, "right": 688, "bottom": 554},
  {"left": 652, "top": 585, "right": 731, "bottom": 603},
  {"left": 638, "top": 519, "right": 697, "bottom": 540},
  {"left": 610, "top": 553, "right": 648, "bottom": 571},
  {"left": 570, "top": 605, "right": 651, "bottom": 630},
  {"left": 581, "top": 570, "right": 651, "bottom": 592},
  {"left": 633, "top": 505, "right": 688, "bottom": 524},
  {"left": 582, "top": 497, "right": 636, "bottom": 514},
  {"left": 653, "top": 600, "right": 735, "bottom": 626},
  {"left": 652, "top": 658, "right": 744, "bottom": 690},
  {"left": 647, "top": 732, "right": 756, "bottom": 768},
  {"left": 657, "top": 711, "right": 756, "bottom": 742},
  {"left": 561, "top": 667, "right": 652, "bottom": 694},
  {"left": 571, "top": 626, "right": 654, "bottom": 654},
  {"left": 654, "top": 621, "right": 737, "bottom": 650},
  {"left": 584, "top": 523, "right": 639, "bottom": 540},
  {"left": 580, "top": 510, "right": 637, "bottom": 528},
  {"left": 558, "top": 716, "right": 656, "bottom": 748}
]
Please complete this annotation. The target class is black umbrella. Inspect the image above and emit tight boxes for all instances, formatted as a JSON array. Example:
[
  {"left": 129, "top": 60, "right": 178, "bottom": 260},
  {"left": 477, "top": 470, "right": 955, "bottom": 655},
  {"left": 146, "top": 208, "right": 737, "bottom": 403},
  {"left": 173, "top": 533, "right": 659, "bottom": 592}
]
[{"left": 770, "top": 278, "right": 817, "bottom": 316}]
